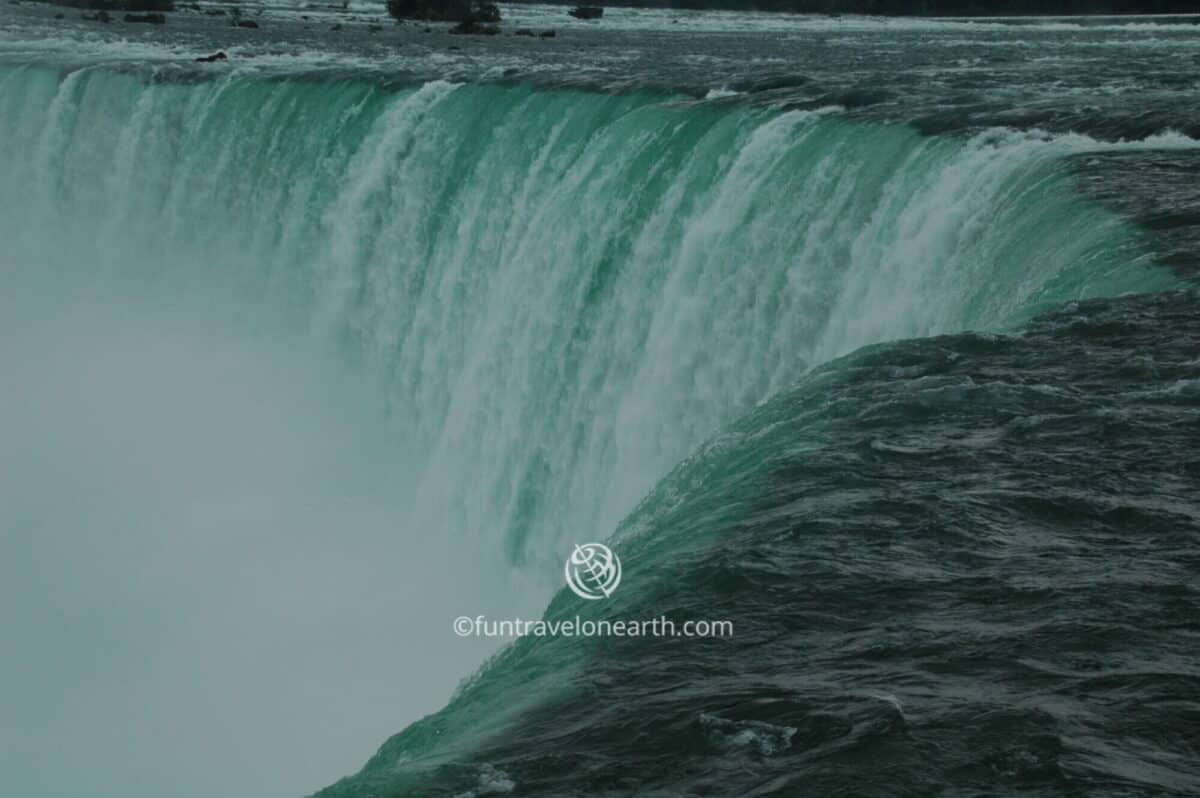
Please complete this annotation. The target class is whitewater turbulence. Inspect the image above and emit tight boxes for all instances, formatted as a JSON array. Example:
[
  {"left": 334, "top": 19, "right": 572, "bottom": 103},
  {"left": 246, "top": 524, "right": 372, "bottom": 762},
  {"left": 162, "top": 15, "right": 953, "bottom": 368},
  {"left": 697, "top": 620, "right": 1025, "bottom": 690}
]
[{"left": 0, "top": 64, "right": 1173, "bottom": 798}]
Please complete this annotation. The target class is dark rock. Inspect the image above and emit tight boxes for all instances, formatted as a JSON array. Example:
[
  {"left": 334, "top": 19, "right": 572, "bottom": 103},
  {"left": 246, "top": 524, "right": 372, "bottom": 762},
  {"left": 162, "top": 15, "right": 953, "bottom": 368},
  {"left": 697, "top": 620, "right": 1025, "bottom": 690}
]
[
  {"left": 368, "top": 23, "right": 382, "bottom": 31},
  {"left": 55, "top": 11, "right": 65, "bottom": 17},
  {"left": 449, "top": 17, "right": 498, "bottom": 34},
  {"left": 387, "top": 0, "right": 498, "bottom": 23},
  {"left": 568, "top": 5, "right": 602, "bottom": 19},
  {"left": 330, "top": 22, "right": 342, "bottom": 29},
  {"left": 204, "top": 7, "right": 226, "bottom": 13},
  {"left": 124, "top": 11, "right": 166, "bottom": 21},
  {"left": 194, "top": 50, "right": 227, "bottom": 61},
  {"left": 81, "top": 8, "right": 111, "bottom": 20},
  {"left": 539, "top": 28, "right": 555, "bottom": 37},
  {"left": 42, "top": 0, "right": 174, "bottom": 8},
  {"left": 234, "top": 18, "right": 257, "bottom": 27},
  {"left": 513, "top": 27, "right": 534, "bottom": 35}
]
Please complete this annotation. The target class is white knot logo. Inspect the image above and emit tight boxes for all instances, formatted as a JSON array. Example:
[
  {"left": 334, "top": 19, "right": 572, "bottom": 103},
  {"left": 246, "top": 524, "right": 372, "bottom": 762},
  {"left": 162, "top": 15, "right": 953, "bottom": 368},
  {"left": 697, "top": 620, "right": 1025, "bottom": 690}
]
[{"left": 565, "top": 543, "right": 622, "bottom": 600}]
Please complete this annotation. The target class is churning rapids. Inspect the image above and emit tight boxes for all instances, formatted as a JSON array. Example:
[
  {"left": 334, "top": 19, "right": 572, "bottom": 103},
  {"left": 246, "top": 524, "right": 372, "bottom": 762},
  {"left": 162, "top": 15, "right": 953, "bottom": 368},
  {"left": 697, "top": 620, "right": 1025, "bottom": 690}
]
[{"left": 0, "top": 4, "right": 1198, "bottom": 798}]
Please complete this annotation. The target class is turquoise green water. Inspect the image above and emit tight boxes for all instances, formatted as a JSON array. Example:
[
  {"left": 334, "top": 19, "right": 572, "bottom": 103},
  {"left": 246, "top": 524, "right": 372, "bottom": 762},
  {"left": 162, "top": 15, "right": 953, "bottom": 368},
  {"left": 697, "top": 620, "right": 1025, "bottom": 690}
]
[{"left": 0, "top": 65, "right": 1171, "bottom": 565}]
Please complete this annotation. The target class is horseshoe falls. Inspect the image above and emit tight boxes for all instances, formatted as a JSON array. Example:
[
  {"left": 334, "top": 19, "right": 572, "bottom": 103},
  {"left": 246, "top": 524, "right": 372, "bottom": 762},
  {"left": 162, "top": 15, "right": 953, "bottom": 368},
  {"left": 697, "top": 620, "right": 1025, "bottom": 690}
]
[{"left": 1, "top": 12, "right": 1198, "bottom": 798}]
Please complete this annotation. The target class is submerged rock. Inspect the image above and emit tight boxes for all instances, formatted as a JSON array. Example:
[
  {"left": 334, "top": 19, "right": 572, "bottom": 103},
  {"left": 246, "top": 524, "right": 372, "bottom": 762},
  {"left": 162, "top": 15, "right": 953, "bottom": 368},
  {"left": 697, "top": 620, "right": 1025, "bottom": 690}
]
[
  {"left": 124, "top": 11, "right": 166, "bottom": 22},
  {"left": 445, "top": 3, "right": 500, "bottom": 35},
  {"left": 234, "top": 18, "right": 258, "bottom": 27},
  {"left": 539, "top": 28, "right": 555, "bottom": 37},
  {"left": 194, "top": 50, "right": 227, "bottom": 62},
  {"left": 472, "top": 2, "right": 499, "bottom": 21},
  {"left": 568, "top": 5, "right": 602, "bottom": 19}
]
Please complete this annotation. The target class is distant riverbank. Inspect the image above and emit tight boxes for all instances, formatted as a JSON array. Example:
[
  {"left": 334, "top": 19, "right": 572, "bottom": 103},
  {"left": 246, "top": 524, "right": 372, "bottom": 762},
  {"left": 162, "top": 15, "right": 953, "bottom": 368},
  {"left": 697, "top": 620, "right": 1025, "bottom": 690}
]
[{"left": 507, "top": 0, "right": 1200, "bottom": 16}]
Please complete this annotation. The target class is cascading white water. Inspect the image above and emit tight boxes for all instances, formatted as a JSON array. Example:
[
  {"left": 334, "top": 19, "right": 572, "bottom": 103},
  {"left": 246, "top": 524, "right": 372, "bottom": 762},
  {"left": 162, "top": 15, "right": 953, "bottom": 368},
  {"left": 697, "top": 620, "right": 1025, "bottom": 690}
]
[{"left": 0, "top": 63, "right": 1175, "bottom": 798}]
